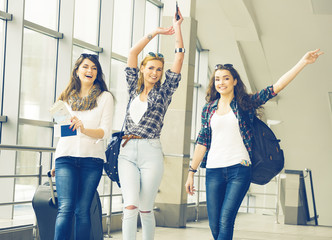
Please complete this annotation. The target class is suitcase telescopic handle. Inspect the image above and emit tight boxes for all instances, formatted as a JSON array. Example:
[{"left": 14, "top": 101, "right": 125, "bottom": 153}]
[{"left": 47, "top": 170, "right": 56, "bottom": 206}]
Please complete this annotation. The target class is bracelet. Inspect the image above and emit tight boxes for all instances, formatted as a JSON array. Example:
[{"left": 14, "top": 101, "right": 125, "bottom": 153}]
[
  {"left": 189, "top": 165, "right": 197, "bottom": 173},
  {"left": 147, "top": 34, "right": 153, "bottom": 40},
  {"left": 175, "top": 48, "right": 185, "bottom": 53}
]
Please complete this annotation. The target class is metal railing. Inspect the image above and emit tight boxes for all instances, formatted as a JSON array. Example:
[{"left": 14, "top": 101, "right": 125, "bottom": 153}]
[
  {"left": 0, "top": 144, "right": 115, "bottom": 238},
  {"left": 0, "top": 116, "right": 8, "bottom": 123}
]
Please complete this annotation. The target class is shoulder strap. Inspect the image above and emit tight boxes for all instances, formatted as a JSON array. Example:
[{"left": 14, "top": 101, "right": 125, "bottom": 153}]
[{"left": 121, "top": 96, "right": 132, "bottom": 132}]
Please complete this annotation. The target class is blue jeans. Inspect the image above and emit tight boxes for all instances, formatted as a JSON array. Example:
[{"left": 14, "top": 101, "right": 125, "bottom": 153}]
[
  {"left": 206, "top": 164, "right": 251, "bottom": 240},
  {"left": 54, "top": 156, "right": 103, "bottom": 240}
]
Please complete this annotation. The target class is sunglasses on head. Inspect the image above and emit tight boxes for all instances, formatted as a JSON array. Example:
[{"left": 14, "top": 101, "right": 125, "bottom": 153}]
[
  {"left": 215, "top": 63, "right": 233, "bottom": 70},
  {"left": 148, "top": 52, "right": 164, "bottom": 58},
  {"left": 80, "top": 53, "right": 99, "bottom": 60}
]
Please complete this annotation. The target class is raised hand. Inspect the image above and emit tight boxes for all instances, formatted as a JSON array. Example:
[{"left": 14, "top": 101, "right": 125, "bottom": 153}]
[
  {"left": 173, "top": 6, "right": 183, "bottom": 27},
  {"left": 156, "top": 26, "right": 175, "bottom": 36},
  {"left": 301, "top": 49, "right": 324, "bottom": 65}
]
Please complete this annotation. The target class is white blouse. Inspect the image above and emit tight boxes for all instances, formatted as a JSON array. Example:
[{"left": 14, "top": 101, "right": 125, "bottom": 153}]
[{"left": 54, "top": 91, "right": 114, "bottom": 162}]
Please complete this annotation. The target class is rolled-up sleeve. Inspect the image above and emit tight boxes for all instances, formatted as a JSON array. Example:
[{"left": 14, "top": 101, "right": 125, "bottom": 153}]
[
  {"left": 195, "top": 105, "right": 209, "bottom": 147},
  {"left": 251, "top": 85, "right": 277, "bottom": 105},
  {"left": 196, "top": 127, "right": 208, "bottom": 147},
  {"left": 99, "top": 92, "right": 114, "bottom": 140},
  {"left": 161, "top": 69, "right": 181, "bottom": 97},
  {"left": 125, "top": 67, "right": 139, "bottom": 95}
]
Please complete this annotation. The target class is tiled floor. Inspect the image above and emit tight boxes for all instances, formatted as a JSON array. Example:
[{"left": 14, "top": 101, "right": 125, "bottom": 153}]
[{"left": 106, "top": 213, "right": 332, "bottom": 240}]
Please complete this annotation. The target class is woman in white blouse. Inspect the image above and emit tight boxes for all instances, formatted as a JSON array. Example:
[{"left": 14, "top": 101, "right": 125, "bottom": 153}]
[{"left": 51, "top": 53, "right": 113, "bottom": 240}]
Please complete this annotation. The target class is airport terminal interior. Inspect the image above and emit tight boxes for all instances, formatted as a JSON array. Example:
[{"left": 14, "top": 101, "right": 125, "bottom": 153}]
[{"left": 0, "top": 0, "right": 332, "bottom": 239}]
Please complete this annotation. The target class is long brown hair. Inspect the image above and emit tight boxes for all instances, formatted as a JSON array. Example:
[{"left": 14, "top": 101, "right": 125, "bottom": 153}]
[
  {"left": 58, "top": 54, "right": 108, "bottom": 101},
  {"left": 137, "top": 54, "right": 165, "bottom": 93},
  {"left": 206, "top": 64, "right": 262, "bottom": 112}
]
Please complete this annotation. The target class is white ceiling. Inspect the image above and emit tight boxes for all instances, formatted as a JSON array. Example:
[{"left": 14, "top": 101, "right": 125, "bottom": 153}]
[{"left": 195, "top": 0, "right": 332, "bottom": 92}]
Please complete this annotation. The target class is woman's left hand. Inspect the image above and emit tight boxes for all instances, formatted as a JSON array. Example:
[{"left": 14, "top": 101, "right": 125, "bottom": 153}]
[
  {"left": 173, "top": 6, "right": 184, "bottom": 26},
  {"left": 302, "top": 49, "right": 324, "bottom": 64},
  {"left": 70, "top": 116, "right": 85, "bottom": 133}
]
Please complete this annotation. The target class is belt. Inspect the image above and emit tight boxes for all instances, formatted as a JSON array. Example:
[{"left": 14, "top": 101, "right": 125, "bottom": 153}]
[{"left": 121, "top": 135, "right": 143, "bottom": 147}]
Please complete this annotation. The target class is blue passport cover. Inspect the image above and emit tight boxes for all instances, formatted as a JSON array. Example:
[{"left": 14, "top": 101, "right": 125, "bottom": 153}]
[{"left": 61, "top": 124, "right": 77, "bottom": 137}]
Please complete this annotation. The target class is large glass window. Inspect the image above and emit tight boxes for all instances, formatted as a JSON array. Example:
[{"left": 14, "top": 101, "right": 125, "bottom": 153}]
[
  {"left": 112, "top": 0, "right": 132, "bottom": 56},
  {"left": 0, "top": 19, "right": 5, "bottom": 141},
  {"left": 74, "top": 0, "right": 100, "bottom": 45},
  {"left": 17, "top": 125, "right": 53, "bottom": 176},
  {"left": 107, "top": 58, "right": 128, "bottom": 213},
  {"left": 72, "top": 45, "right": 98, "bottom": 67},
  {"left": 188, "top": 50, "right": 207, "bottom": 205},
  {"left": 110, "top": 59, "right": 129, "bottom": 131},
  {"left": 143, "top": 1, "right": 161, "bottom": 55},
  {"left": 0, "top": 20, "right": 4, "bottom": 115},
  {"left": 24, "top": 0, "right": 58, "bottom": 30},
  {"left": 0, "top": 0, "right": 5, "bottom": 11},
  {"left": 20, "top": 29, "right": 57, "bottom": 121},
  {"left": 15, "top": 125, "right": 53, "bottom": 221},
  {"left": 15, "top": 26, "right": 57, "bottom": 221}
]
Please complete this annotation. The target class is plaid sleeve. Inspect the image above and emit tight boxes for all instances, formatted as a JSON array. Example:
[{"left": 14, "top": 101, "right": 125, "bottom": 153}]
[
  {"left": 125, "top": 67, "right": 139, "bottom": 95},
  {"left": 160, "top": 69, "right": 181, "bottom": 97},
  {"left": 251, "top": 85, "right": 277, "bottom": 105},
  {"left": 195, "top": 104, "right": 209, "bottom": 147}
]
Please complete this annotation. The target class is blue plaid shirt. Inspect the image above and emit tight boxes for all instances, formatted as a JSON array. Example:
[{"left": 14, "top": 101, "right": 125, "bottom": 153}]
[
  {"left": 123, "top": 67, "right": 181, "bottom": 139},
  {"left": 196, "top": 85, "right": 277, "bottom": 168}
]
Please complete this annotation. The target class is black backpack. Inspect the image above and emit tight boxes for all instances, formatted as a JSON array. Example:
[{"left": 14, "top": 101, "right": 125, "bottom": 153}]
[{"left": 250, "top": 116, "right": 284, "bottom": 185}]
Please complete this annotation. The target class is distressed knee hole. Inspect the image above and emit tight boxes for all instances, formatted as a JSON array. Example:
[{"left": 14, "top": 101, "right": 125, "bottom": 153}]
[
  {"left": 139, "top": 210, "right": 151, "bottom": 213},
  {"left": 125, "top": 205, "right": 137, "bottom": 210}
]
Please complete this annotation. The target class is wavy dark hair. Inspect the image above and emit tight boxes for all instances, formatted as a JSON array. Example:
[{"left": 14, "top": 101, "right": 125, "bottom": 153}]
[
  {"left": 58, "top": 54, "right": 108, "bottom": 101},
  {"left": 206, "top": 64, "right": 262, "bottom": 113}
]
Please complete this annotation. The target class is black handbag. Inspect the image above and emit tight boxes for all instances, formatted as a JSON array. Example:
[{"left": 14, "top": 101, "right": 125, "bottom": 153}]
[{"left": 104, "top": 131, "right": 124, "bottom": 188}]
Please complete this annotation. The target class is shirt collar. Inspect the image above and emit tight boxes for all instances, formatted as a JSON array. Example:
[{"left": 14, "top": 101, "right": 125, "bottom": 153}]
[{"left": 210, "top": 97, "right": 236, "bottom": 110}]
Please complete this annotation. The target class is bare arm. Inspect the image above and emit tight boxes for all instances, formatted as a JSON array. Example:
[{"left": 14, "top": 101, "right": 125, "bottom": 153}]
[
  {"left": 127, "top": 27, "right": 174, "bottom": 68},
  {"left": 185, "top": 144, "right": 207, "bottom": 195},
  {"left": 273, "top": 49, "right": 323, "bottom": 94},
  {"left": 171, "top": 8, "right": 184, "bottom": 74}
]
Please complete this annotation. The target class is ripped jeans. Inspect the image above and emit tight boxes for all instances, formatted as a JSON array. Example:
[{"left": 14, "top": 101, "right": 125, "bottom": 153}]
[{"left": 118, "top": 139, "right": 164, "bottom": 240}]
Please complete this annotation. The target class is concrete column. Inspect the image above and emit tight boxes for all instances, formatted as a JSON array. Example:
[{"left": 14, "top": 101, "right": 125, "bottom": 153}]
[
  {"left": 155, "top": 0, "right": 197, "bottom": 227},
  {"left": 0, "top": 0, "right": 25, "bottom": 219}
]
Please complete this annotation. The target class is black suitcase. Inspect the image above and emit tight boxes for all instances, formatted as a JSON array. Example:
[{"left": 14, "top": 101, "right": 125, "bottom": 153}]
[{"left": 32, "top": 171, "right": 104, "bottom": 240}]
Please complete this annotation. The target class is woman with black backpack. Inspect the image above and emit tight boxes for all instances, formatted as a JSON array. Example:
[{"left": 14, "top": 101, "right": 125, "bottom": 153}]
[{"left": 185, "top": 49, "right": 323, "bottom": 240}]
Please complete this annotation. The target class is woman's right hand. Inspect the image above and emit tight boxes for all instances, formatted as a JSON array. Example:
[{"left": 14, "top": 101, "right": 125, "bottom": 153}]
[
  {"left": 51, "top": 168, "right": 55, "bottom": 177},
  {"left": 155, "top": 26, "right": 175, "bottom": 36},
  {"left": 185, "top": 173, "right": 196, "bottom": 195}
]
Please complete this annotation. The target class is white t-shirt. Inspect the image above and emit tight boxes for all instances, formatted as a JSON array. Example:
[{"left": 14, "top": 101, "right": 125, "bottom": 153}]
[
  {"left": 54, "top": 91, "right": 114, "bottom": 162},
  {"left": 206, "top": 110, "right": 250, "bottom": 168},
  {"left": 129, "top": 95, "right": 148, "bottom": 125}
]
